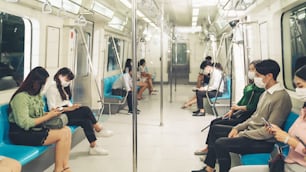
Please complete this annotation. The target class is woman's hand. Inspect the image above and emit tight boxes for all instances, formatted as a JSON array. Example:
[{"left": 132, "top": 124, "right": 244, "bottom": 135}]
[
  {"left": 228, "top": 128, "right": 238, "bottom": 138},
  {"left": 267, "top": 124, "right": 289, "bottom": 143},
  {"left": 48, "top": 109, "right": 62, "bottom": 118},
  {"left": 223, "top": 110, "right": 234, "bottom": 119},
  {"left": 64, "top": 104, "right": 81, "bottom": 112}
]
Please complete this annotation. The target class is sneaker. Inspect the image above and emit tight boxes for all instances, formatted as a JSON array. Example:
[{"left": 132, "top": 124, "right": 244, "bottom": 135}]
[
  {"left": 194, "top": 148, "right": 208, "bottom": 155},
  {"left": 95, "top": 129, "right": 113, "bottom": 138},
  {"left": 89, "top": 145, "right": 109, "bottom": 155}
]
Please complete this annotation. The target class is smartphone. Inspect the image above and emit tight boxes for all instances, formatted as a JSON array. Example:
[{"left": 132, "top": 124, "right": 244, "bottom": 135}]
[
  {"left": 261, "top": 117, "right": 272, "bottom": 127},
  {"left": 57, "top": 107, "right": 63, "bottom": 111},
  {"left": 296, "top": 136, "right": 306, "bottom": 147}
]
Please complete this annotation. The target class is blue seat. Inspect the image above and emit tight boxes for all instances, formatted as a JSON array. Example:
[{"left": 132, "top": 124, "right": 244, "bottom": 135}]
[
  {"left": 103, "top": 74, "right": 124, "bottom": 100},
  {"left": 240, "top": 111, "right": 299, "bottom": 165},
  {"left": 210, "top": 76, "right": 231, "bottom": 102},
  {"left": 0, "top": 104, "right": 49, "bottom": 165}
]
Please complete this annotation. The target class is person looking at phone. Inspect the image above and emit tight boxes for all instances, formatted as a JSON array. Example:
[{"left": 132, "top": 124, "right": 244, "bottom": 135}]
[
  {"left": 192, "top": 59, "right": 292, "bottom": 172},
  {"left": 45, "top": 67, "right": 113, "bottom": 156},
  {"left": 230, "top": 65, "right": 306, "bottom": 172}
]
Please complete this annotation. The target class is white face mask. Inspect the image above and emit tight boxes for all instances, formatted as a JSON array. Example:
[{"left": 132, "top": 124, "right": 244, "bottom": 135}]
[
  {"left": 295, "top": 88, "right": 306, "bottom": 101},
  {"left": 254, "top": 77, "right": 266, "bottom": 88},
  {"left": 248, "top": 71, "right": 255, "bottom": 80},
  {"left": 59, "top": 77, "right": 71, "bottom": 87}
]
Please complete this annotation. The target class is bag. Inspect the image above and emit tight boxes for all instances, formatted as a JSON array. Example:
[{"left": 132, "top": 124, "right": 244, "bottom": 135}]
[
  {"left": 269, "top": 145, "right": 285, "bottom": 172},
  {"left": 44, "top": 113, "right": 68, "bottom": 129}
]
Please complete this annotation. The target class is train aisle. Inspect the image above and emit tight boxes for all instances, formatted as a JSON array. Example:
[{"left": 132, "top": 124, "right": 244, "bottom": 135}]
[{"left": 45, "top": 84, "right": 216, "bottom": 172}]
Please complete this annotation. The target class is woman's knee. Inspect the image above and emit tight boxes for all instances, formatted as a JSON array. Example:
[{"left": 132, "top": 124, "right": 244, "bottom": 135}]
[
  {"left": 215, "top": 137, "right": 228, "bottom": 149},
  {"left": 60, "top": 126, "right": 72, "bottom": 139},
  {"left": 1, "top": 157, "right": 21, "bottom": 172}
]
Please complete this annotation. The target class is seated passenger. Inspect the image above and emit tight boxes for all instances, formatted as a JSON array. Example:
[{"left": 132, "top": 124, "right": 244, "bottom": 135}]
[
  {"left": 193, "top": 63, "right": 224, "bottom": 116},
  {"left": 192, "top": 59, "right": 292, "bottom": 172},
  {"left": 138, "top": 59, "right": 157, "bottom": 95},
  {"left": 229, "top": 65, "right": 306, "bottom": 172},
  {"left": 181, "top": 57, "right": 212, "bottom": 109},
  {"left": 194, "top": 60, "right": 264, "bottom": 155},
  {"left": 8, "top": 67, "right": 72, "bottom": 172},
  {"left": 0, "top": 156, "right": 21, "bottom": 172},
  {"left": 112, "top": 66, "right": 140, "bottom": 114},
  {"left": 45, "top": 67, "right": 113, "bottom": 156},
  {"left": 124, "top": 58, "right": 148, "bottom": 100}
]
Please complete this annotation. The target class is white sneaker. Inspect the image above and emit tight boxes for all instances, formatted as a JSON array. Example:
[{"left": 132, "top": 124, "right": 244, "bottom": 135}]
[
  {"left": 95, "top": 129, "right": 114, "bottom": 138},
  {"left": 89, "top": 146, "right": 109, "bottom": 155}
]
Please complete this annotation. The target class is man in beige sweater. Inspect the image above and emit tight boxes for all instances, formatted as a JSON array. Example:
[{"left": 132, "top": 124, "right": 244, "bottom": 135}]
[{"left": 192, "top": 59, "right": 292, "bottom": 172}]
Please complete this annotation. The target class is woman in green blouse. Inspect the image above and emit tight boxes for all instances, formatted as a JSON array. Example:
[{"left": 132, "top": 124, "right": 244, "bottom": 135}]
[
  {"left": 8, "top": 67, "right": 72, "bottom": 172},
  {"left": 194, "top": 60, "right": 265, "bottom": 155}
]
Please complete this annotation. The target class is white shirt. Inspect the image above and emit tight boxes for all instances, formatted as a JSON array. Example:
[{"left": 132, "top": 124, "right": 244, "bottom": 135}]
[
  {"left": 201, "top": 68, "right": 224, "bottom": 92},
  {"left": 45, "top": 82, "right": 72, "bottom": 109},
  {"left": 123, "top": 73, "right": 132, "bottom": 91}
]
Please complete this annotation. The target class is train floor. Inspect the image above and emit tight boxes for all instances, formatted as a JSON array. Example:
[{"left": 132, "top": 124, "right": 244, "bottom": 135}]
[{"left": 44, "top": 84, "right": 221, "bottom": 172}]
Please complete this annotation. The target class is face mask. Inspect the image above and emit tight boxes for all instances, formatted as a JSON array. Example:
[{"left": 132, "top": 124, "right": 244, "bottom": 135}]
[
  {"left": 248, "top": 71, "right": 255, "bottom": 80},
  {"left": 59, "top": 77, "right": 71, "bottom": 87},
  {"left": 254, "top": 77, "right": 266, "bottom": 88},
  {"left": 295, "top": 88, "right": 306, "bottom": 101}
]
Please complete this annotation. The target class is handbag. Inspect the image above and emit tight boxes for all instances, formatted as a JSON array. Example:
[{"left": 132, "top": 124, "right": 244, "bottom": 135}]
[
  {"left": 44, "top": 113, "right": 68, "bottom": 129},
  {"left": 269, "top": 144, "right": 285, "bottom": 172}
]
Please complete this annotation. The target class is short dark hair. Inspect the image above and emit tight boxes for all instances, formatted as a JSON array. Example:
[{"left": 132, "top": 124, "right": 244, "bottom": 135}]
[
  {"left": 139, "top": 59, "right": 146, "bottom": 66},
  {"left": 295, "top": 65, "right": 306, "bottom": 81},
  {"left": 255, "top": 59, "right": 280, "bottom": 80},
  {"left": 205, "top": 56, "right": 212, "bottom": 61}
]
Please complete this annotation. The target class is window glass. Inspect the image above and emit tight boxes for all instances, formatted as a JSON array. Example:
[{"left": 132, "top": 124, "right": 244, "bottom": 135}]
[
  {"left": 282, "top": 3, "right": 306, "bottom": 90},
  {"left": 107, "top": 37, "right": 121, "bottom": 71},
  {"left": 0, "top": 12, "right": 26, "bottom": 91}
]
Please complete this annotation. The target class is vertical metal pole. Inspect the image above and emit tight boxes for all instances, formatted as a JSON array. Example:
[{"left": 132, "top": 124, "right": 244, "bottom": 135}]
[
  {"left": 131, "top": 0, "right": 138, "bottom": 171},
  {"left": 174, "top": 40, "right": 177, "bottom": 91},
  {"left": 170, "top": 42, "right": 173, "bottom": 103},
  {"left": 160, "top": 1, "right": 164, "bottom": 126}
]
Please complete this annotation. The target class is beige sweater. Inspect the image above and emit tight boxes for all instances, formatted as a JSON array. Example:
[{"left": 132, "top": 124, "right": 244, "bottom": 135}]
[{"left": 234, "top": 85, "right": 292, "bottom": 141}]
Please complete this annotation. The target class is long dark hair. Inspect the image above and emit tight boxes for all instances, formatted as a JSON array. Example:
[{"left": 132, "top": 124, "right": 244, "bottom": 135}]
[
  {"left": 9, "top": 66, "right": 49, "bottom": 113},
  {"left": 54, "top": 67, "right": 74, "bottom": 101}
]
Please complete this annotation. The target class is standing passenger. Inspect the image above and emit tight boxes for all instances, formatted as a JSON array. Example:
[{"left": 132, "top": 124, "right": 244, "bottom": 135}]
[
  {"left": 8, "top": 67, "right": 72, "bottom": 172},
  {"left": 45, "top": 67, "right": 113, "bottom": 156}
]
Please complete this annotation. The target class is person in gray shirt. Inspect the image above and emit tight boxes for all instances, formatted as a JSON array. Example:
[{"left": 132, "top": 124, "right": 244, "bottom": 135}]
[{"left": 192, "top": 59, "right": 292, "bottom": 172}]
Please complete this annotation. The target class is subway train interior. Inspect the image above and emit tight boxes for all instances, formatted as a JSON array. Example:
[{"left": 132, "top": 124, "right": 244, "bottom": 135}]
[{"left": 0, "top": 0, "right": 306, "bottom": 172}]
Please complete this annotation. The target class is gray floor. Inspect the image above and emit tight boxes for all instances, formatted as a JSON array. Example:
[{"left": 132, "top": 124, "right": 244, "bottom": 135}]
[{"left": 45, "top": 84, "right": 219, "bottom": 172}]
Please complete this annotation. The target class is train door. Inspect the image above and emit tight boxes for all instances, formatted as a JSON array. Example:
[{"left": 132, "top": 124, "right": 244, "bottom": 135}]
[
  {"left": 72, "top": 22, "right": 94, "bottom": 106},
  {"left": 169, "top": 42, "right": 190, "bottom": 84}
]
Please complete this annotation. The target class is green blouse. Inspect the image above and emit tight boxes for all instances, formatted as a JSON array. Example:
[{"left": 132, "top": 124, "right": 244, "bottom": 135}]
[
  {"left": 9, "top": 92, "right": 44, "bottom": 130},
  {"left": 237, "top": 83, "right": 265, "bottom": 112}
]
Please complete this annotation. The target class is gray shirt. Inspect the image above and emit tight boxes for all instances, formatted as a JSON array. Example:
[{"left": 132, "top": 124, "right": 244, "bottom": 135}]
[{"left": 234, "top": 83, "right": 292, "bottom": 141}]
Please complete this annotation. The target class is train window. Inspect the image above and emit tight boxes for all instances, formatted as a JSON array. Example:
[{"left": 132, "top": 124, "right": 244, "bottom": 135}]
[
  {"left": 107, "top": 37, "right": 121, "bottom": 71},
  {"left": 0, "top": 12, "right": 27, "bottom": 91},
  {"left": 282, "top": 3, "right": 306, "bottom": 90}
]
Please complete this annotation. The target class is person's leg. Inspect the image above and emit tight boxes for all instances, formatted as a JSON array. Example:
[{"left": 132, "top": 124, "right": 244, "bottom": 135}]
[
  {"left": 215, "top": 137, "right": 274, "bottom": 172},
  {"left": 127, "top": 91, "right": 133, "bottom": 112},
  {"left": 43, "top": 126, "right": 71, "bottom": 172},
  {"left": 137, "top": 82, "right": 148, "bottom": 99},
  {"left": 196, "top": 91, "right": 206, "bottom": 111},
  {"left": 203, "top": 125, "right": 233, "bottom": 169},
  {"left": 0, "top": 157, "right": 22, "bottom": 172}
]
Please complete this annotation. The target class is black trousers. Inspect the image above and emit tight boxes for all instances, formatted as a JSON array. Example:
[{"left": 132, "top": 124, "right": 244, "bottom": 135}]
[
  {"left": 66, "top": 106, "right": 98, "bottom": 143},
  {"left": 112, "top": 89, "right": 132, "bottom": 111},
  {"left": 196, "top": 90, "right": 221, "bottom": 109},
  {"left": 205, "top": 110, "right": 254, "bottom": 144},
  {"left": 204, "top": 125, "right": 274, "bottom": 172}
]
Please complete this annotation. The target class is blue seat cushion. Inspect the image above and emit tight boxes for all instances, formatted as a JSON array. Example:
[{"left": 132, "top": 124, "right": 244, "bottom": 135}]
[
  {"left": 240, "top": 153, "right": 271, "bottom": 165},
  {"left": 210, "top": 76, "right": 231, "bottom": 101},
  {"left": 0, "top": 143, "right": 49, "bottom": 165}
]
